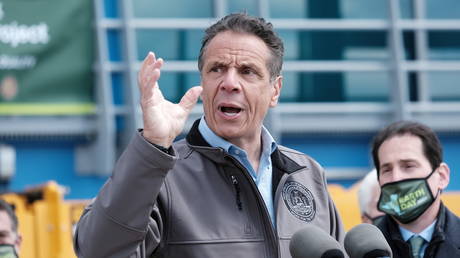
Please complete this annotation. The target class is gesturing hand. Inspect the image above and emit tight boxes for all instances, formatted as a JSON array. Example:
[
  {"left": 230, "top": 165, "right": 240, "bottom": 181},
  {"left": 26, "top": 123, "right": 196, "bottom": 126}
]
[{"left": 138, "top": 52, "right": 202, "bottom": 147}]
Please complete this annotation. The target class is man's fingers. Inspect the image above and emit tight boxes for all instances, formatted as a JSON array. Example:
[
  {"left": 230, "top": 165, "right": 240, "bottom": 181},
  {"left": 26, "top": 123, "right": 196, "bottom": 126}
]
[
  {"left": 145, "top": 51, "right": 156, "bottom": 65},
  {"left": 146, "top": 68, "right": 161, "bottom": 89},
  {"left": 146, "top": 58, "right": 163, "bottom": 89},
  {"left": 179, "top": 86, "right": 203, "bottom": 112},
  {"left": 139, "top": 52, "right": 162, "bottom": 88},
  {"left": 149, "top": 52, "right": 156, "bottom": 63},
  {"left": 140, "top": 56, "right": 163, "bottom": 96},
  {"left": 139, "top": 52, "right": 155, "bottom": 81},
  {"left": 154, "top": 58, "right": 164, "bottom": 70}
]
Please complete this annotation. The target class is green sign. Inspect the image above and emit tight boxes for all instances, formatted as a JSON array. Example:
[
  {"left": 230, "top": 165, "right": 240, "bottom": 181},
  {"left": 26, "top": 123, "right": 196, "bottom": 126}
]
[{"left": 0, "top": 0, "right": 95, "bottom": 115}]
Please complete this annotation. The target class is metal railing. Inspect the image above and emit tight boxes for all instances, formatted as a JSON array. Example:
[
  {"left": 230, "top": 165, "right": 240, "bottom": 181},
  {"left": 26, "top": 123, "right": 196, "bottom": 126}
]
[{"left": 3, "top": 0, "right": 459, "bottom": 177}]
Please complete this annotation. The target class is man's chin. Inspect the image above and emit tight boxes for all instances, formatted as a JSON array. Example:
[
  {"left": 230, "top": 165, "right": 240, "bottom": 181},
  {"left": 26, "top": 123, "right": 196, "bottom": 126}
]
[{"left": 214, "top": 126, "right": 244, "bottom": 140}]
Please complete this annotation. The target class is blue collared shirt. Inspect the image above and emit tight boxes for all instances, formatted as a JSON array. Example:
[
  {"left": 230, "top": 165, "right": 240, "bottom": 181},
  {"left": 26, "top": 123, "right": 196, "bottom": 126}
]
[
  {"left": 198, "top": 117, "right": 277, "bottom": 225},
  {"left": 399, "top": 220, "right": 437, "bottom": 257}
]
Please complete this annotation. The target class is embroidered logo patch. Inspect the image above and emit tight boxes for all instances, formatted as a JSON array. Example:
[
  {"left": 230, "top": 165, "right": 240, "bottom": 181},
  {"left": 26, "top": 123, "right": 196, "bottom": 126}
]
[{"left": 282, "top": 181, "right": 316, "bottom": 222}]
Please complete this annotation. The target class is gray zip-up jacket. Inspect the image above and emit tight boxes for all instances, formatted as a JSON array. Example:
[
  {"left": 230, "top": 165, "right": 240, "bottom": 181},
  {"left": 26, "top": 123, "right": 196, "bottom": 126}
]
[{"left": 74, "top": 119, "right": 346, "bottom": 258}]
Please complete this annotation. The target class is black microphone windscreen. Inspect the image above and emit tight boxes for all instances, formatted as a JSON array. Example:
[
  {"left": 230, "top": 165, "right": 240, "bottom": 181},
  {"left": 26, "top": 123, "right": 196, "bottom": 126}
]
[
  {"left": 289, "top": 224, "right": 344, "bottom": 258},
  {"left": 344, "top": 223, "right": 392, "bottom": 258}
]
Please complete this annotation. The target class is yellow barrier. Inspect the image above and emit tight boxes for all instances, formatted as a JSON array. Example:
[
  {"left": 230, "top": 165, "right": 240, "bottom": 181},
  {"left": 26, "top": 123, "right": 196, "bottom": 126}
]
[
  {"left": 1, "top": 181, "right": 88, "bottom": 258},
  {"left": 440, "top": 192, "right": 460, "bottom": 216},
  {"left": 328, "top": 184, "right": 362, "bottom": 231}
]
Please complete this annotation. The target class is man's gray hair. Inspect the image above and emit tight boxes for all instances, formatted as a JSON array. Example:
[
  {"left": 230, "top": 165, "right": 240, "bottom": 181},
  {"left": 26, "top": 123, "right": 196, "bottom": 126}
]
[{"left": 198, "top": 13, "right": 284, "bottom": 81}]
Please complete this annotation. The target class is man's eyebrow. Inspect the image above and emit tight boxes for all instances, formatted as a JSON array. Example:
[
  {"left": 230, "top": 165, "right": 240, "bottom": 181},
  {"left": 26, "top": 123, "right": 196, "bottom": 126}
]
[
  {"left": 380, "top": 159, "right": 419, "bottom": 169},
  {"left": 207, "top": 60, "right": 229, "bottom": 67},
  {"left": 380, "top": 163, "right": 391, "bottom": 169},
  {"left": 237, "top": 60, "right": 259, "bottom": 67},
  {"left": 399, "top": 159, "right": 419, "bottom": 164},
  {"left": 400, "top": 158, "right": 416, "bottom": 161}
]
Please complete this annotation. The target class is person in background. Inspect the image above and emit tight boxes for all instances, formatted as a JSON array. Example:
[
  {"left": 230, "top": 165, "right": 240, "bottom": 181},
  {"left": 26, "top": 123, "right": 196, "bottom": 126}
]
[
  {"left": 372, "top": 120, "right": 460, "bottom": 258},
  {"left": 74, "top": 13, "right": 345, "bottom": 258},
  {"left": 0, "top": 199, "right": 21, "bottom": 258},
  {"left": 357, "top": 169, "right": 385, "bottom": 225}
]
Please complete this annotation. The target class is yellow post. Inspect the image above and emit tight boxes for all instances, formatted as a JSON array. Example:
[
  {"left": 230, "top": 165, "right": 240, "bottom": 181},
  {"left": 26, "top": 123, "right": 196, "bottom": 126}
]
[
  {"left": 39, "top": 181, "right": 76, "bottom": 258},
  {"left": 21, "top": 181, "right": 76, "bottom": 258}
]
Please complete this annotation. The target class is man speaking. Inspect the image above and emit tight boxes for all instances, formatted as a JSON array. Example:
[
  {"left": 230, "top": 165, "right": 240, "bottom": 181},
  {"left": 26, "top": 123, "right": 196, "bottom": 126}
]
[{"left": 73, "top": 13, "right": 345, "bottom": 258}]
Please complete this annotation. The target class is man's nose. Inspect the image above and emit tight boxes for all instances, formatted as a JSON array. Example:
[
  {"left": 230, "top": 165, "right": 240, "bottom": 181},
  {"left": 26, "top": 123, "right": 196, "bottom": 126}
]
[
  {"left": 220, "top": 69, "right": 241, "bottom": 92},
  {"left": 389, "top": 169, "right": 405, "bottom": 182}
]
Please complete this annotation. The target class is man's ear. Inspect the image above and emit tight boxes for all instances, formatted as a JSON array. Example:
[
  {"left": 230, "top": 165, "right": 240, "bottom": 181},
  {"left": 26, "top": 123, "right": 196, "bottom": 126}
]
[
  {"left": 437, "top": 162, "right": 450, "bottom": 190},
  {"left": 269, "top": 75, "right": 282, "bottom": 107}
]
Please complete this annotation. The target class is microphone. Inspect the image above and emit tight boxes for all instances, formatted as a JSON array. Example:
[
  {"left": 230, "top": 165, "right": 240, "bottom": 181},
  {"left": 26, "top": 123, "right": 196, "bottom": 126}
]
[
  {"left": 289, "top": 224, "right": 345, "bottom": 258},
  {"left": 344, "top": 223, "right": 392, "bottom": 258}
]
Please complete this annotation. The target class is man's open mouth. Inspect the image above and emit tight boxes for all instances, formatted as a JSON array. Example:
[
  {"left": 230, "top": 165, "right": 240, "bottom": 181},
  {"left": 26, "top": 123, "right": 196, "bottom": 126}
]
[{"left": 219, "top": 106, "right": 242, "bottom": 117}]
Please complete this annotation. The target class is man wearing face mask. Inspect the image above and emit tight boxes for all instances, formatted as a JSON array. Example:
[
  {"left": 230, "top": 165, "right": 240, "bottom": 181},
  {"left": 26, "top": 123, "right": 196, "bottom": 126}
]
[
  {"left": 0, "top": 199, "right": 21, "bottom": 258},
  {"left": 371, "top": 121, "right": 460, "bottom": 258}
]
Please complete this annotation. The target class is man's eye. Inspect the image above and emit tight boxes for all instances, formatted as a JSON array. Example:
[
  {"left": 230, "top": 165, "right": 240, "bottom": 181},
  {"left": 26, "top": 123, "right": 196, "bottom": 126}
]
[
  {"left": 210, "top": 67, "right": 222, "bottom": 73},
  {"left": 405, "top": 164, "right": 416, "bottom": 169},
  {"left": 241, "top": 68, "right": 255, "bottom": 75},
  {"left": 381, "top": 168, "right": 391, "bottom": 174}
]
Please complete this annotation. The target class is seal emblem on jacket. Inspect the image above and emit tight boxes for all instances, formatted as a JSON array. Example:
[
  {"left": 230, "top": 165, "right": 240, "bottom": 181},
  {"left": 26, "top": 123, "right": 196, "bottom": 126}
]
[{"left": 282, "top": 181, "right": 316, "bottom": 222}]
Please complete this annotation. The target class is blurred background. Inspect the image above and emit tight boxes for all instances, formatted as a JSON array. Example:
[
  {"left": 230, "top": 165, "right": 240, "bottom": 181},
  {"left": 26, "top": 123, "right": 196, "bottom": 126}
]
[
  {"left": 2, "top": 0, "right": 460, "bottom": 197},
  {"left": 0, "top": 0, "right": 460, "bottom": 256}
]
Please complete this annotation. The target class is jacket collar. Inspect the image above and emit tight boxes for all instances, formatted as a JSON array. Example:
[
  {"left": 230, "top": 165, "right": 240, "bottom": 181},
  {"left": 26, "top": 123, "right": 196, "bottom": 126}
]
[
  {"left": 185, "top": 118, "right": 304, "bottom": 174},
  {"left": 382, "top": 203, "right": 447, "bottom": 243},
  {"left": 422, "top": 203, "right": 460, "bottom": 257},
  {"left": 431, "top": 203, "right": 447, "bottom": 242},
  {"left": 186, "top": 119, "right": 212, "bottom": 148},
  {"left": 382, "top": 214, "right": 406, "bottom": 243},
  {"left": 434, "top": 203, "right": 460, "bottom": 248}
]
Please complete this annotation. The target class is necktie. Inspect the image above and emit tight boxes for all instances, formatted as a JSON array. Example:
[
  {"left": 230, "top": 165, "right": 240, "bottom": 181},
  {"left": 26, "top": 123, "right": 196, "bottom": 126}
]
[{"left": 409, "top": 235, "right": 425, "bottom": 258}]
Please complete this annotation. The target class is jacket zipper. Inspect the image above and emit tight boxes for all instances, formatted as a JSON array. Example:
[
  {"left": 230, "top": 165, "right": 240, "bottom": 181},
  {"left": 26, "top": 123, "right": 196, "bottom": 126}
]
[
  {"left": 231, "top": 175, "right": 243, "bottom": 210},
  {"left": 225, "top": 154, "right": 280, "bottom": 258}
]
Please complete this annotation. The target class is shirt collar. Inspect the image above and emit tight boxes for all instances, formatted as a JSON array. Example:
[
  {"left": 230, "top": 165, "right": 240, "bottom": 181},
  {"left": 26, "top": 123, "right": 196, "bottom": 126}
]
[
  {"left": 399, "top": 219, "right": 437, "bottom": 242},
  {"left": 198, "top": 116, "right": 277, "bottom": 155},
  {"left": 263, "top": 127, "right": 277, "bottom": 155}
]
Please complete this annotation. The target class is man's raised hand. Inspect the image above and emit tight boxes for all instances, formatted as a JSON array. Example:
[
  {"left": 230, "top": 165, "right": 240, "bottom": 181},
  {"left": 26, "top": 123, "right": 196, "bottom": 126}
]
[{"left": 138, "top": 52, "right": 202, "bottom": 148}]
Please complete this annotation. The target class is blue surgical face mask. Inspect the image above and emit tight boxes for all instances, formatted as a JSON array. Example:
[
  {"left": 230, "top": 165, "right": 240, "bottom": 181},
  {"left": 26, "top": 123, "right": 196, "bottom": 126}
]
[
  {"left": 377, "top": 169, "right": 439, "bottom": 224},
  {"left": 0, "top": 244, "right": 18, "bottom": 258}
]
